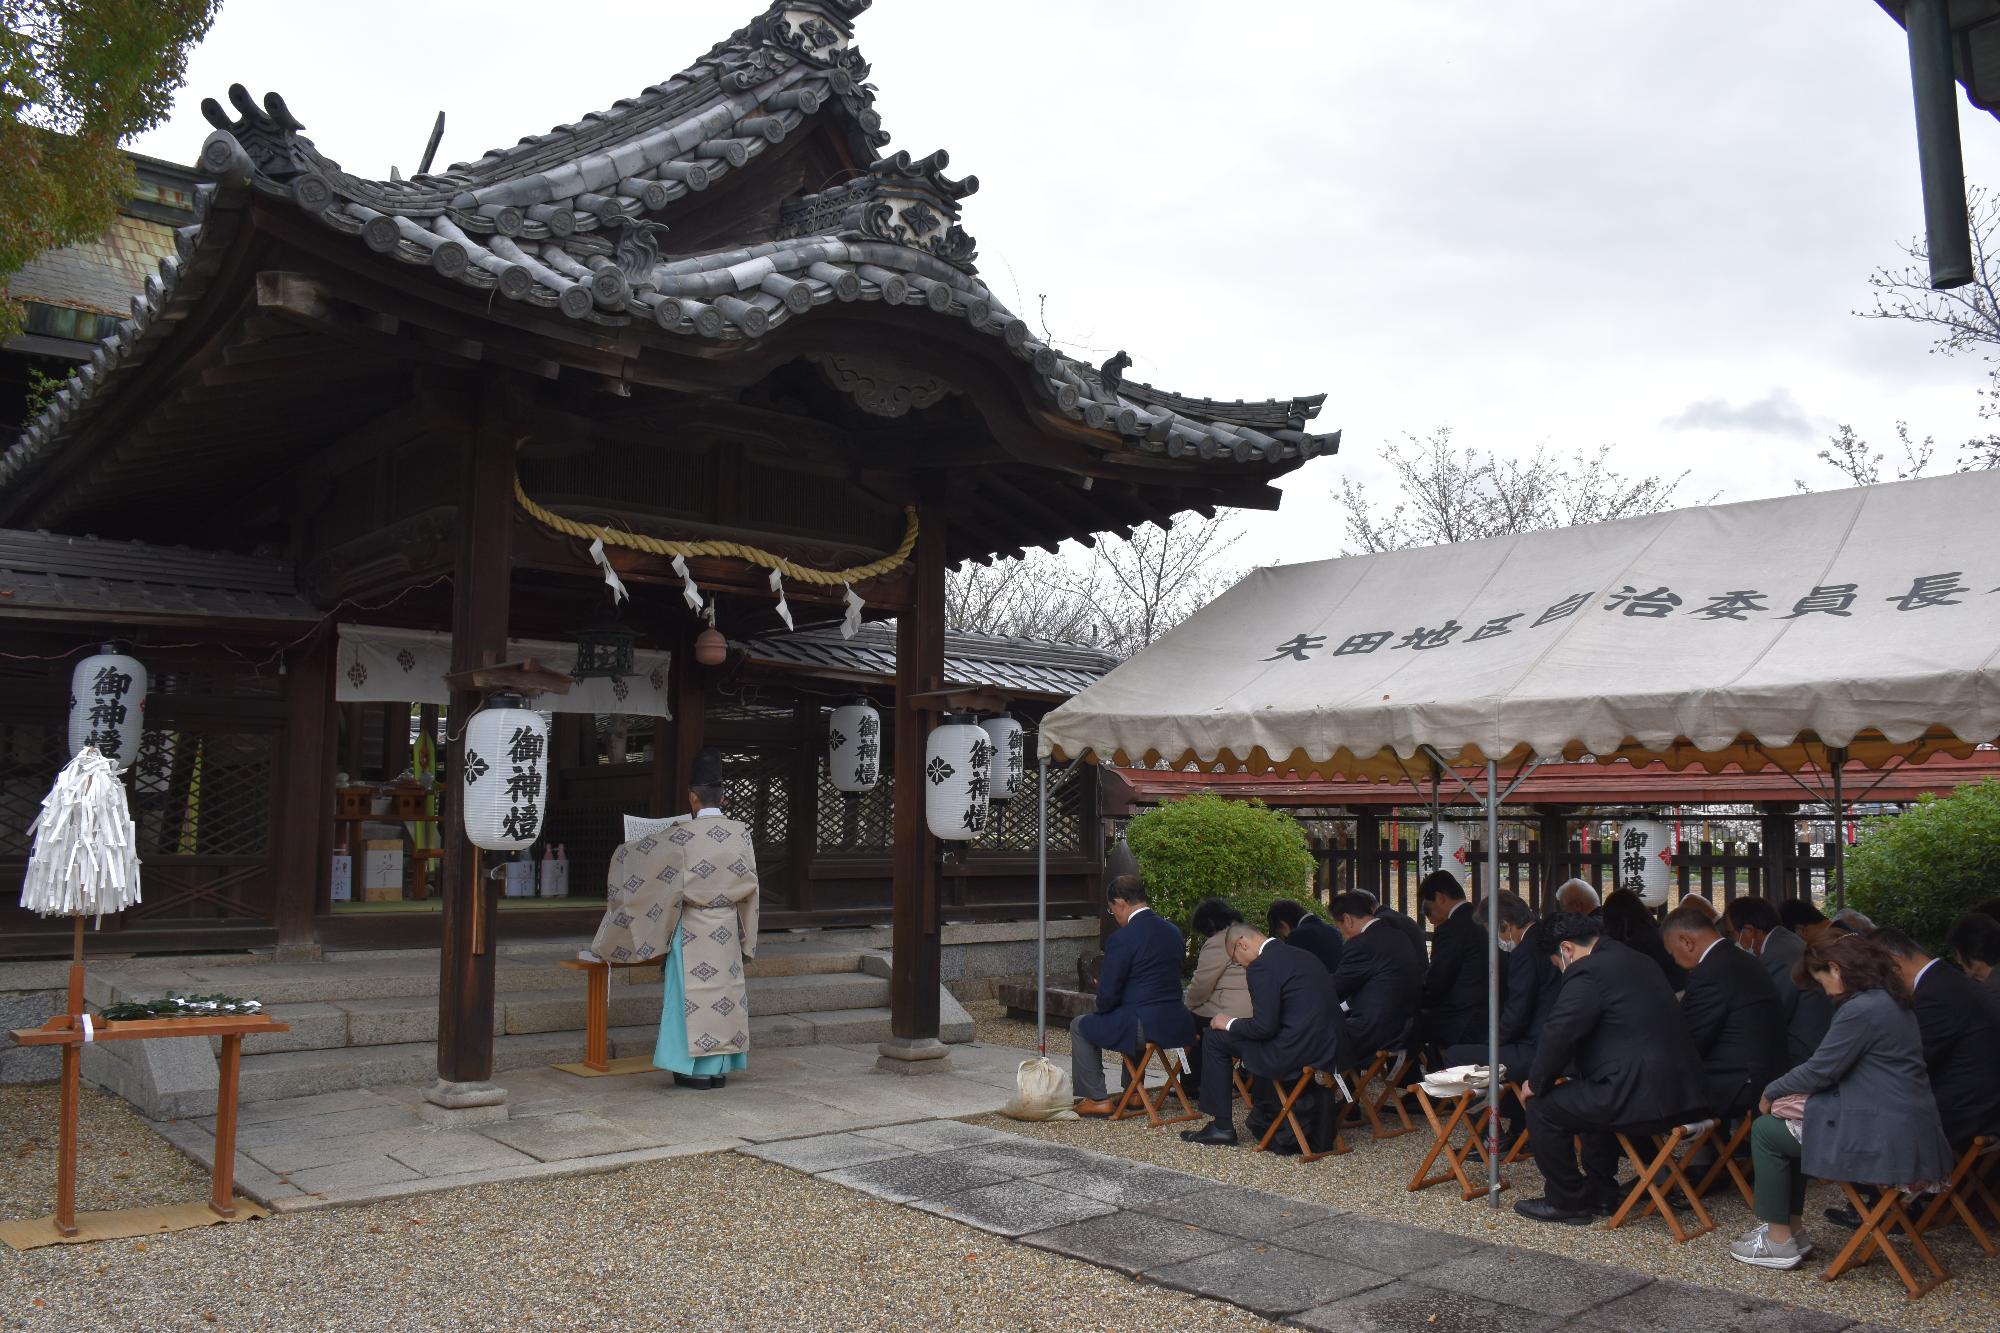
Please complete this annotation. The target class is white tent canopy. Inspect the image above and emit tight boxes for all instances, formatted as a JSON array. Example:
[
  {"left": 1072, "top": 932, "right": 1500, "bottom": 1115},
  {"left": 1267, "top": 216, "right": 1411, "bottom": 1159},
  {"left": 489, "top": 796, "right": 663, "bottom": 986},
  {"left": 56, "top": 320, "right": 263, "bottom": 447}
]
[{"left": 1041, "top": 470, "right": 2000, "bottom": 777}]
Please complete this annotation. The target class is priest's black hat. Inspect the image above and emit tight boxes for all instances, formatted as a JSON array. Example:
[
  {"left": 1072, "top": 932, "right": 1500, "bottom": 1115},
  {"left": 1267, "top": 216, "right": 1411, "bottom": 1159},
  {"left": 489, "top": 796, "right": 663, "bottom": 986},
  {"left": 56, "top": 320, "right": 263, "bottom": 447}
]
[{"left": 690, "top": 746, "right": 723, "bottom": 790}]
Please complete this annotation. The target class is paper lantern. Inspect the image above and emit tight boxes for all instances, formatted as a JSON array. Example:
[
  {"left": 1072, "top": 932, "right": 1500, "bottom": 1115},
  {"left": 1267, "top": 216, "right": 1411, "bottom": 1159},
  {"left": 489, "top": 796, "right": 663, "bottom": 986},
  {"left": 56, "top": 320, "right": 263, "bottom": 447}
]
[
  {"left": 980, "top": 715, "right": 1025, "bottom": 802},
  {"left": 1417, "top": 820, "right": 1470, "bottom": 881},
  {"left": 462, "top": 700, "right": 550, "bottom": 852},
  {"left": 67, "top": 647, "right": 146, "bottom": 769},
  {"left": 827, "top": 698, "right": 881, "bottom": 793},
  {"left": 1617, "top": 819, "right": 1674, "bottom": 907},
  {"left": 925, "top": 712, "right": 991, "bottom": 841}
]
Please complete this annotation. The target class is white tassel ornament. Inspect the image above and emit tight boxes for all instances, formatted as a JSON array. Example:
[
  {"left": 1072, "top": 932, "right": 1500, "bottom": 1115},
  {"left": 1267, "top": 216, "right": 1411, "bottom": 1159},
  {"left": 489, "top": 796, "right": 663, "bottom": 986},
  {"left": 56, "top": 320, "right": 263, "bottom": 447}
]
[{"left": 20, "top": 747, "right": 143, "bottom": 923}]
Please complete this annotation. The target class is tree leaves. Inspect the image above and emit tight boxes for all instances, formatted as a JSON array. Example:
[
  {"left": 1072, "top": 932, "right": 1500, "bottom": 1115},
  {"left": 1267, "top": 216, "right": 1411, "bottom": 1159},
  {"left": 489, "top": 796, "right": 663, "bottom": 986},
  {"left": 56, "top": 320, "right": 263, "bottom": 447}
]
[
  {"left": 1846, "top": 778, "right": 2000, "bottom": 956},
  {"left": 0, "top": 0, "right": 221, "bottom": 336}
]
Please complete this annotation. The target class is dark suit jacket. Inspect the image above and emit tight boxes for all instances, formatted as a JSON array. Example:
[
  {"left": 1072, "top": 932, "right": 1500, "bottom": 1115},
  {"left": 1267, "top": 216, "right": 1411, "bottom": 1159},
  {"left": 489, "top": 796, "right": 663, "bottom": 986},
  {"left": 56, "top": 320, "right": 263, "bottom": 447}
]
[
  {"left": 1422, "top": 901, "right": 1488, "bottom": 1048},
  {"left": 1530, "top": 939, "right": 1709, "bottom": 1128},
  {"left": 1375, "top": 906, "right": 1429, "bottom": 976},
  {"left": 1679, "top": 938, "right": 1788, "bottom": 1116},
  {"left": 1499, "top": 917, "right": 1562, "bottom": 1047},
  {"left": 1075, "top": 908, "right": 1195, "bottom": 1056},
  {"left": 1226, "top": 939, "right": 1350, "bottom": 1080},
  {"left": 1287, "top": 913, "right": 1344, "bottom": 975},
  {"left": 1980, "top": 971, "right": 2000, "bottom": 1034},
  {"left": 1331, "top": 918, "right": 1423, "bottom": 1059},
  {"left": 1914, "top": 961, "right": 2000, "bottom": 1146},
  {"left": 1760, "top": 925, "right": 1834, "bottom": 1062}
]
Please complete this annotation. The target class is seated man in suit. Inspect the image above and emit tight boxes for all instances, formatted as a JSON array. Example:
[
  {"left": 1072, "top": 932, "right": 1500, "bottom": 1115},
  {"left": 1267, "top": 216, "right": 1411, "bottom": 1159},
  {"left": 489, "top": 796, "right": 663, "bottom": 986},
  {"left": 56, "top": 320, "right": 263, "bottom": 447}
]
[
  {"left": 1327, "top": 891, "right": 1424, "bottom": 1067},
  {"left": 1070, "top": 875, "right": 1196, "bottom": 1116},
  {"left": 1874, "top": 929, "right": 2000, "bottom": 1151},
  {"left": 1946, "top": 910, "right": 2000, "bottom": 1029},
  {"left": 1442, "top": 890, "right": 1556, "bottom": 1075},
  {"left": 1661, "top": 903, "right": 1787, "bottom": 1123},
  {"left": 1553, "top": 878, "right": 1601, "bottom": 916},
  {"left": 1418, "top": 871, "right": 1487, "bottom": 1054},
  {"left": 1515, "top": 913, "right": 1709, "bottom": 1225},
  {"left": 1267, "top": 898, "right": 1343, "bottom": 974},
  {"left": 1356, "top": 889, "right": 1430, "bottom": 973},
  {"left": 1182, "top": 923, "right": 1350, "bottom": 1149},
  {"left": 1722, "top": 896, "right": 1833, "bottom": 1063}
]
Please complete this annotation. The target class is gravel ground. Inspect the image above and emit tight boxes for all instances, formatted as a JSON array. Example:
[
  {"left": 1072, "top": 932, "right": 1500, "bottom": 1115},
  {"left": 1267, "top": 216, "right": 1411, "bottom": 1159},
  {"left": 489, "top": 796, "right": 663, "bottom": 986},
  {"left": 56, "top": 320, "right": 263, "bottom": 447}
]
[
  {"left": 968, "top": 999, "right": 1071, "bottom": 1055},
  {"left": 968, "top": 1008, "right": 1996, "bottom": 1333},
  {"left": 0, "top": 1081, "right": 1270, "bottom": 1333}
]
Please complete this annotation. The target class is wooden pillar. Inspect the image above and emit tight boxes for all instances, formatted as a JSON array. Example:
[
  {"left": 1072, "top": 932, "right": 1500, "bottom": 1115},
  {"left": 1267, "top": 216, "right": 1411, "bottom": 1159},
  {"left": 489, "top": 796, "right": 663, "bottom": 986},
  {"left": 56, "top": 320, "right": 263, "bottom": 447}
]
[
  {"left": 788, "top": 696, "right": 819, "bottom": 915},
  {"left": 1761, "top": 805, "right": 1797, "bottom": 903},
  {"left": 666, "top": 614, "right": 705, "bottom": 811},
  {"left": 1537, "top": 809, "right": 1568, "bottom": 914},
  {"left": 885, "top": 498, "right": 946, "bottom": 1061},
  {"left": 273, "top": 631, "right": 336, "bottom": 953},
  {"left": 435, "top": 378, "right": 518, "bottom": 1091},
  {"left": 1354, "top": 809, "right": 1381, "bottom": 902}
]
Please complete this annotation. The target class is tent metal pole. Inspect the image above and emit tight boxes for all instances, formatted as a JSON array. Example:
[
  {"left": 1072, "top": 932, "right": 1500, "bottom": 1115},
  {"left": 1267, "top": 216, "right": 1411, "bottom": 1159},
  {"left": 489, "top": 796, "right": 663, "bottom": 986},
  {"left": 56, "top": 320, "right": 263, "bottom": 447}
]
[
  {"left": 1037, "top": 750, "right": 1049, "bottom": 1056},
  {"left": 1485, "top": 756, "right": 1502, "bottom": 1206},
  {"left": 1830, "top": 746, "right": 1847, "bottom": 912}
]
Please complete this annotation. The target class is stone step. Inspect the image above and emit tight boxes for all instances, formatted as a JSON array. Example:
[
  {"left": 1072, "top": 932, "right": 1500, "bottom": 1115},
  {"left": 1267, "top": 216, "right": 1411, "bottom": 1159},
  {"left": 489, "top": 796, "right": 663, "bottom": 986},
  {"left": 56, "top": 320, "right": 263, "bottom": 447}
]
[{"left": 220, "top": 971, "right": 895, "bottom": 1056}]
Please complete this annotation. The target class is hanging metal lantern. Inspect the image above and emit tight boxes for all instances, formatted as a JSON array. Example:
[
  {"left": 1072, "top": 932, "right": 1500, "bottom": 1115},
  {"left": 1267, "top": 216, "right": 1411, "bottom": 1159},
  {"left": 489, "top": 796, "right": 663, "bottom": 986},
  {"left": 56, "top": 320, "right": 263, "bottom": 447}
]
[
  {"left": 925, "top": 712, "right": 991, "bottom": 842},
  {"left": 67, "top": 645, "right": 147, "bottom": 770},
  {"left": 570, "top": 623, "right": 637, "bottom": 680},
  {"left": 1617, "top": 819, "right": 1674, "bottom": 907},
  {"left": 827, "top": 697, "right": 881, "bottom": 794},
  {"left": 462, "top": 696, "right": 550, "bottom": 852},
  {"left": 980, "top": 715, "right": 1024, "bottom": 802}
]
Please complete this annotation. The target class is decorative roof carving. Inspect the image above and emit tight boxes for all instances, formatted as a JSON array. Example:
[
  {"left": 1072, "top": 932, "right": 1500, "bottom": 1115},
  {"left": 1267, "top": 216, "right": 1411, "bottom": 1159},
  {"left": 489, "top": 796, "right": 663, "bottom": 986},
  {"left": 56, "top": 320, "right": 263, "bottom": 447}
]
[
  {"left": 776, "top": 149, "right": 979, "bottom": 269},
  {"left": 808, "top": 353, "right": 954, "bottom": 418}
]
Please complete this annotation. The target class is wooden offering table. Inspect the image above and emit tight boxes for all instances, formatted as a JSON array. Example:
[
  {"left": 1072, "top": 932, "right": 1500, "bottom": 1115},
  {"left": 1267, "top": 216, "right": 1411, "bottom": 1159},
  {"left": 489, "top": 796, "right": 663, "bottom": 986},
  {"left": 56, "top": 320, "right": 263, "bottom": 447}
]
[
  {"left": 556, "top": 957, "right": 663, "bottom": 1074},
  {"left": 10, "top": 1012, "right": 289, "bottom": 1236}
]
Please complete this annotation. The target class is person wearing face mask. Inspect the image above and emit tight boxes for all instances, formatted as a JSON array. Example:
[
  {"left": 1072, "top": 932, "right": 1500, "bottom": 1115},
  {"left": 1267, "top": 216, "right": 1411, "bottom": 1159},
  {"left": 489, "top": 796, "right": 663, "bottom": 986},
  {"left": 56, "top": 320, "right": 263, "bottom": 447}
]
[
  {"left": 1513, "top": 912, "right": 1709, "bottom": 1226},
  {"left": 1721, "top": 896, "right": 1833, "bottom": 1063},
  {"left": 1440, "top": 890, "right": 1556, "bottom": 1077}
]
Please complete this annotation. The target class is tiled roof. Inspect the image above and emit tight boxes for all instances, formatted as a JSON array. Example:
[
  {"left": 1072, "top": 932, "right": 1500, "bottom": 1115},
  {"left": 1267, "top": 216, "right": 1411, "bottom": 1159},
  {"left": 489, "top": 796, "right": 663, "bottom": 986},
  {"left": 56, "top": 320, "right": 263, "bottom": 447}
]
[
  {"left": 746, "top": 621, "right": 1119, "bottom": 699},
  {"left": 0, "top": 528, "right": 316, "bottom": 625},
  {"left": 9, "top": 215, "right": 184, "bottom": 317},
  {"left": 0, "top": 0, "right": 1338, "bottom": 498}
]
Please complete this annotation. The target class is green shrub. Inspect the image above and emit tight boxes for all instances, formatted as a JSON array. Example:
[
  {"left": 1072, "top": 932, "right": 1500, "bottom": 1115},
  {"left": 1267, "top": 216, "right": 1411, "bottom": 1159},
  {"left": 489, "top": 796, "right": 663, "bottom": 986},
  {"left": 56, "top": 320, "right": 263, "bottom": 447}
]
[
  {"left": 1846, "top": 778, "right": 2000, "bottom": 954},
  {"left": 1123, "top": 793, "right": 1318, "bottom": 958}
]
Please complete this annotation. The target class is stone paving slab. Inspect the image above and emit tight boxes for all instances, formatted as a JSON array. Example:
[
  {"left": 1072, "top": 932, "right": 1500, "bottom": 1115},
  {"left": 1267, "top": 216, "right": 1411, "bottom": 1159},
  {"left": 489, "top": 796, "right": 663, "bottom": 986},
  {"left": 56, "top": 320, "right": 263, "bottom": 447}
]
[
  {"left": 1132, "top": 1181, "right": 1343, "bottom": 1240},
  {"left": 481, "top": 1111, "right": 657, "bottom": 1162},
  {"left": 855, "top": 1120, "right": 1012, "bottom": 1154},
  {"left": 1025, "top": 1154, "right": 1217, "bottom": 1207},
  {"left": 739, "top": 1131, "right": 912, "bottom": 1174},
  {"left": 1019, "top": 1207, "right": 1240, "bottom": 1276},
  {"left": 1406, "top": 1246, "right": 1652, "bottom": 1320},
  {"left": 384, "top": 1131, "right": 541, "bottom": 1178},
  {"left": 942, "top": 1138, "right": 1107, "bottom": 1181},
  {"left": 1143, "top": 1240, "right": 1393, "bottom": 1318},
  {"left": 818, "top": 1151, "right": 1015, "bottom": 1203},
  {"left": 911, "top": 1178, "right": 1117, "bottom": 1237},
  {"left": 1292, "top": 1279, "right": 1566, "bottom": 1333},
  {"left": 268, "top": 1140, "right": 744, "bottom": 1213},
  {"left": 1273, "top": 1212, "right": 1488, "bottom": 1277},
  {"left": 286, "top": 1152, "right": 422, "bottom": 1196},
  {"left": 1570, "top": 1278, "right": 1858, "bottom": 1333}
]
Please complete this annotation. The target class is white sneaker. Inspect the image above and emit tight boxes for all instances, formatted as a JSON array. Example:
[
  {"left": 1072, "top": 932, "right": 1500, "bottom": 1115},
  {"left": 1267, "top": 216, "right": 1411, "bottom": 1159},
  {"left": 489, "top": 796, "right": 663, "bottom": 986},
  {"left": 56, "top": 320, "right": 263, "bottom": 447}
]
[{"left": 1730, "top": 1223, "right": 1807, "bottom": 1270}]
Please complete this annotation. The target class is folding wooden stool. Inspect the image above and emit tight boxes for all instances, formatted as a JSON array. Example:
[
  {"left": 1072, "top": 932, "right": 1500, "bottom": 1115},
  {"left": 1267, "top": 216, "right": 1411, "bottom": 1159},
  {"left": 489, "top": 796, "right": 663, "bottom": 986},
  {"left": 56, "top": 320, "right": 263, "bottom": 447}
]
[
  {"left": 1247, "top": 1066, "right": 1349, "bottom": 1163},
  {"left": 1340, "top": 1049, "right": 1415, "bottom": 1140},
  {"left": 1913, "top": 1136, "right": 1998, "bottom": 1258},
  {"left": 1821, "top": 1181, "right": 1949, "bottom": 1300},
  {"left": 1691, "top": 1113, "right": 1756, "bottom": 1210},
  {"left": 1109, "top": 1042, "right": 1200, "bottom": 1127},
  {"left": 1605, "top": 1118, "right": 1718, "bottom": 1244},
  {"left": 1408, "top": 1083, "right": 1506, "bottom": 1201}
]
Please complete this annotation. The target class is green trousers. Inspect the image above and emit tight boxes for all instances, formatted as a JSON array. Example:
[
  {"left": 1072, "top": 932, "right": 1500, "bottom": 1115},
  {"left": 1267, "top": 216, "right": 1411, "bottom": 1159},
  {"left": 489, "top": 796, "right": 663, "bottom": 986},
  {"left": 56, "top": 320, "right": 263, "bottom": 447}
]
[{"left": 1751, "top": 1113, "right": 1807, "bottom": 1224}]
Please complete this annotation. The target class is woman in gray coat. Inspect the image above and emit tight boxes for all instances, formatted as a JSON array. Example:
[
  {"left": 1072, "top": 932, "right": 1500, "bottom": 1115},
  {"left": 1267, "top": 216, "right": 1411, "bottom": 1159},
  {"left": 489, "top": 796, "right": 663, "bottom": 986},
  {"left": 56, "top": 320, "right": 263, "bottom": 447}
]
[{"left": 1731, "top": 934, "right": 1953, "bottom": 1270}]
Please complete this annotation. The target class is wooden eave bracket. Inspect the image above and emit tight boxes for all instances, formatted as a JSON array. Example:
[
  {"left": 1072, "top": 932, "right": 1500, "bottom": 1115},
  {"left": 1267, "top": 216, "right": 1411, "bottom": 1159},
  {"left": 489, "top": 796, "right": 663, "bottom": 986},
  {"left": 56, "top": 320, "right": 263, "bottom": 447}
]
[{"left": 442, "top": 657, "right": 574, "bottom": 697}]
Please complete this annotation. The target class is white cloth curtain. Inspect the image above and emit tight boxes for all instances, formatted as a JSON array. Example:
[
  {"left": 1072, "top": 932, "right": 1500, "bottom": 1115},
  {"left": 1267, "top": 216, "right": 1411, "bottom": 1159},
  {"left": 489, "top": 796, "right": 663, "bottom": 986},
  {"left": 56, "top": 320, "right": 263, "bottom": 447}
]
[{"left": 335, "top": 624, "right": 671, "bottom": 717}]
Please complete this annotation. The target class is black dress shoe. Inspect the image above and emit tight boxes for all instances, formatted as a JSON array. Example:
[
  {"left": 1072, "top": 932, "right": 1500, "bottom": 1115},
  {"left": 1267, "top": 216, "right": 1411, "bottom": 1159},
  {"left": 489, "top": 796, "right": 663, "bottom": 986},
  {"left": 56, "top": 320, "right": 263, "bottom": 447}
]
[
  {"left": 1179, "top": 1121, "right": 1240, "bottom": 1147},
  {"left": 1824, "top": 1202, "right": 1863, "bottom": 1229},
  {"left": 672, "top": 1073, "right": 698, "bottom": 1089},
  {"left": 1514, "top": 1197, "right": 1595, "bottom": 1226},
  {"left": 711, "top": 1074, "right": 727, "bottom": 1089}
]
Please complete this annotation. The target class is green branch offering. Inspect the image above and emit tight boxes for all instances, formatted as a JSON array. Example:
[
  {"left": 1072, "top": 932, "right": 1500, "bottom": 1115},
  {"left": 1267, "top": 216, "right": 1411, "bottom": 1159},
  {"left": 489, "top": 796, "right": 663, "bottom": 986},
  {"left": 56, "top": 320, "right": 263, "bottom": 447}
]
[{"left": 96, "top": 992, "right": 264, "bottom": 1021}]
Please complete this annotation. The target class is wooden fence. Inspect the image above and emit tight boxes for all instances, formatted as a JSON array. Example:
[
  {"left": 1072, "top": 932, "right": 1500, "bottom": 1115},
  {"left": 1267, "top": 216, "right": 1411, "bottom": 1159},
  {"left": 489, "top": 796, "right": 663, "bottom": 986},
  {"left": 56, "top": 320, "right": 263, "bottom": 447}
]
[{"left": 1300, "top": 825, "right": 1836, "bottom": 918}]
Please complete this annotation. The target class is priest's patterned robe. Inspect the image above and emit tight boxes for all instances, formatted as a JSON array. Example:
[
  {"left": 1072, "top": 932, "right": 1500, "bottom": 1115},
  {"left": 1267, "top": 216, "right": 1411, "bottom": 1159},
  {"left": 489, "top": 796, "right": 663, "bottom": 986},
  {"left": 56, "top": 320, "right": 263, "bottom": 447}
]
[{"left": 594, "top": 814, "right": 760, "bottom": 1059}]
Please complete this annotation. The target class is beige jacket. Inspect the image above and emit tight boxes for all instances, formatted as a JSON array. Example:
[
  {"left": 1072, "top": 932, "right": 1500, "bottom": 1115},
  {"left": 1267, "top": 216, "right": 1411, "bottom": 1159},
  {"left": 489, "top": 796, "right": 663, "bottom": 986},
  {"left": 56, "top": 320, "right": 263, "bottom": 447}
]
[{"left": 1183, "top": 930, "right": 1253, "bottom": 1020}]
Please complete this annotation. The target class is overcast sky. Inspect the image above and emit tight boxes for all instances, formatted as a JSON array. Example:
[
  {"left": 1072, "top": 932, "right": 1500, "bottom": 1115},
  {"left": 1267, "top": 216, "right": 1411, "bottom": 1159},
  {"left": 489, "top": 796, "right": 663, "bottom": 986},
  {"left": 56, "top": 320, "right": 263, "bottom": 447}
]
[{"left": 128, "top": 0, "right": 2000, "bottom": 567}]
